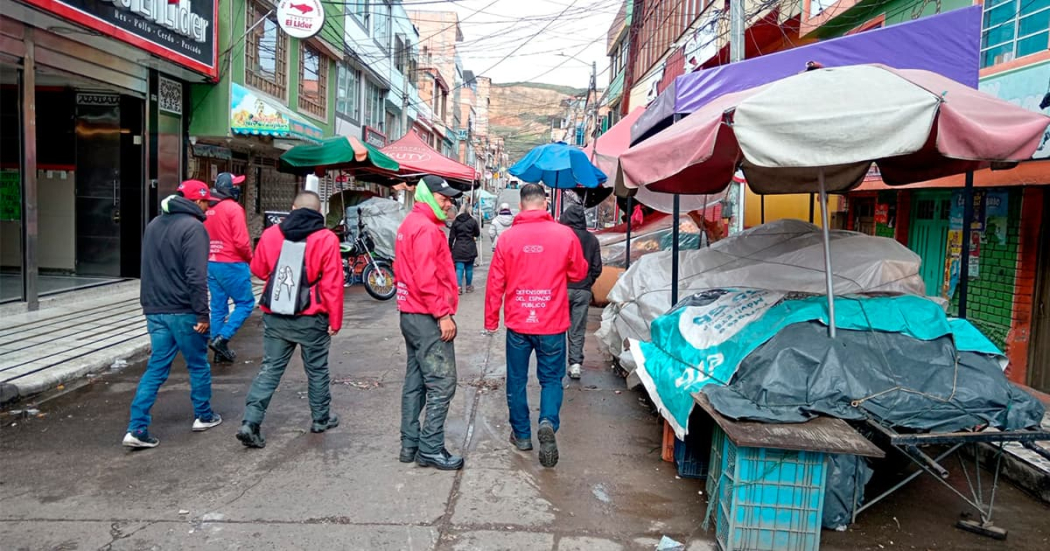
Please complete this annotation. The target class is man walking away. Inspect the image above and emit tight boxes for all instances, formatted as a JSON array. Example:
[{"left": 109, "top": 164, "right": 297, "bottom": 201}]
[
  {"left": 449, "top": 202, "right": 481, "bottom": 294},
  {"left": 124, "top": 181, "right": 221, "bottom": 448},
  {"left": 204, "top": 172, "right": 254, "bottom": 364},
  {"left": 560, "top": 204, "right": 603, "bottom": 380},
  {"left": 488, "top": 203, "right": 513, "bottom": 251},
  {"left": 485, "top": 183, "right": 588, "bottom": 468},
  {"left": 237, "top": 191, "right": 344, "bottom": 449},
  {"left": 394, "top": 175, "right": 464, "bottom": 471}
]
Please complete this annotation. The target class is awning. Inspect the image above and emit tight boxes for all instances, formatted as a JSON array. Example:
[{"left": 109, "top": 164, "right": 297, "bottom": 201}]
[
  {"left": 382, "top": 130, "right": 477, "bottom": 186},
  {"left": 231, "top": 83, "right": 323, "bottom": 143},
  {"left": 278, "top": 135, "right": 400, "bottom": 175}
]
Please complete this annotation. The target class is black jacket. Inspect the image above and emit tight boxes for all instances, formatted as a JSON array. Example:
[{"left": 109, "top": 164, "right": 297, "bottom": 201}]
[
  {"left": 560, "top": 205, "right": 602, "bottom": 290},
  {"left": 449, "top": 213, "right": 481, "bottom": 263},
  {"left": 140, "top": 195, "right": 210, "bottom": 322}
]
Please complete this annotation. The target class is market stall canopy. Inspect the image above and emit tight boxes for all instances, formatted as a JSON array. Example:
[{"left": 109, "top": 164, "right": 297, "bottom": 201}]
[
  {"left": 631, "top": 5, "right": 981, "bottom": 145},
  {"left": 620, "top": 65, "right": 1050, "bottom": 196},
  {"left": 381, "top": 131, "right": 478, "bottom": 188},
  {"left": 510, "top": 142, "right": 607, "bottom": 189},
  {"left": 584, "top": 107, "right": 647, "bottom": 177},
  {"left": 278, "top": 136, "right": 400, "bottom": 175}
]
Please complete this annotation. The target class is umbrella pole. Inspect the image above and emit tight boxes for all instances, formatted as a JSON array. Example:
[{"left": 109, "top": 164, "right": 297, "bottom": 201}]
[
  {"left": 672, "top": 194, "right": 680, "bottom": 306},
  {"left": 959, "top": 170, "right": 974, "bottom": 319},
  {"left": 625, "top": 196, "right": 633, "bottom": 270},
  {"left": 818, "top": 169, "right": 837, "bottom": 338}
]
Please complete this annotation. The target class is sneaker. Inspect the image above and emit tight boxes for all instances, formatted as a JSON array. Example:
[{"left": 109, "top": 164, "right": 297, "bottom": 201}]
[
  {"left": 236, "top": 422, "right": 266, "bottom": 448},
  {"left": 466, "top": 285, "right": 475, "bottom": 294},
  {"left": 538, "top": 420, "right": 559, "bottom": 468},
  {"left": 310, "top": 415, "right": 340, "bottom": 433},
  {"left": 568, "top": 363, "right": 582, "bottom": 380},
  {"left": 416, "top": 448, "right": 465, "bottom": 471},
  {"left": 192, "top": 414, "right": 223, "bottom": 432},
  {"left": 123, "top": 430, "right": 159, "bottom": 449},
  {"left": 399, "top": 446, "right": 419, "bottom": 463},
  {"left": 209, "top": 337, "right": 236, "bottom": 363},
  {"left": 509, "top": 432, "right": 533, "bottom": 451},
  {"left": 458, "top": 287, "right": 464, "bottom": 295}
]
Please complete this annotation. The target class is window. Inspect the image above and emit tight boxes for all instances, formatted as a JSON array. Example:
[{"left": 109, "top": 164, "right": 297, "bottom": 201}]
[
  {"left": 982, "top": 0, "right": 1050, "bottom": 67},
  {"left": 363, "top": 81, "right": 385, "bottom": 130},
  {"left": 246, "top": 1, "right": 287, "bottom": 98},
  {"left": 374, "top": 1, "right": 392, "bottom": 51},
  {"left": 299, "top": 43, "right": 328, "bottom": 119},
  {"left": 349, "top": 0, "right": 370, "bottom": 30},
  {"left": 394, "top": 35, "right": 407, "bottom": 73},
  {"left": 336, "top": 64, "right": 361, "bottom": 120}
]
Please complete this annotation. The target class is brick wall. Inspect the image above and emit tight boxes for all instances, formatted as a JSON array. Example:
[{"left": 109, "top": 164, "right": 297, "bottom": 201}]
[
  {"left": 950, "top": 188, "right": 1023, "bottom": 350},
  {"left": 1005, "top": 187, "right": 1044, "bottom": 384}
]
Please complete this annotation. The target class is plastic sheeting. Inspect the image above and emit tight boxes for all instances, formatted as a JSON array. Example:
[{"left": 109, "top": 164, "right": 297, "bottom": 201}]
[
  {"left": 824, "top": 454, "right": 874, "bottom": 531},
  {"left": 345, "top": 197, "right": 404, "bottom": 260},
  {"left": 596, "top": 219, "right": 927, "bottom": 369}
]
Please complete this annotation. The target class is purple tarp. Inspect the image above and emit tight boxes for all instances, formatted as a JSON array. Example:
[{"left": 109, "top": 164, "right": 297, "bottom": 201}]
[{"left": 632, "top": 6, "right": 982, "bottom": 144}]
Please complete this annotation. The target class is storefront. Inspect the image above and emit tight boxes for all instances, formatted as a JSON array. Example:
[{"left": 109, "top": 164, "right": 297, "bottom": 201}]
[{"left": 0, "top": 0, "right": 218, "bottom": 308}]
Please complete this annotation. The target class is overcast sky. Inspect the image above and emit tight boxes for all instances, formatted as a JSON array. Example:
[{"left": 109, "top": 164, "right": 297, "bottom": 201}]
[{"left": 424, "top": 0, "right": 621, "bottom": 89}]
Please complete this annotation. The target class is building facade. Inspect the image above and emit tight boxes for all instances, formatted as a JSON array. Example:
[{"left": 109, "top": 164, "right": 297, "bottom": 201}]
[{"left": 408, "top": 10, "right": 462, "bottom": 158}]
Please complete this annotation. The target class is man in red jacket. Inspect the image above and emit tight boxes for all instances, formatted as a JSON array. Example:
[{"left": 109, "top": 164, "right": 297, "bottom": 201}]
[
  {"left": 485, "top": 183, "right": 588, "bottom": 468},
  {"left": 203, "top": 172, "right": 254, "bottom": 364},
  {"left": 394, "top": 175, "right": 464, "bottom": 470},
  {"left": 236, "top": 191, "right": 344, "bottom": 449}
]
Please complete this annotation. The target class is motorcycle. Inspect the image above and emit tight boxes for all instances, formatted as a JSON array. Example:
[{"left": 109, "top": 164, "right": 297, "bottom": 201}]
[{"left": 333, "top": 208, "right": 396, "bottom": 301}]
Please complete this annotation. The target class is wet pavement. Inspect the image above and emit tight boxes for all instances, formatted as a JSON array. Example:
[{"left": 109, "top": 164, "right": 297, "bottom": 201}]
[{"left": 1, "top": 266, "right": 1048, "bottom": 550}]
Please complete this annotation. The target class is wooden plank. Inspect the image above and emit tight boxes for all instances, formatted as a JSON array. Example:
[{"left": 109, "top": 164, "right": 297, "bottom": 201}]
[{"left": 693, "top": 392, "right": 885, "bottom": 458}]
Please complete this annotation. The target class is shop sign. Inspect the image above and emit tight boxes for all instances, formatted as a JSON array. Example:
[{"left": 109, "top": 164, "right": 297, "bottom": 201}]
[
  {"left": 77, "top": 93, "right": 120, "bottom": 106},
  {"left": 363, "top": 126, "right": 387, "bottom": 148},
  {"left": 276, "top": 0, "right": 325, "bottom": 39},
  {"left": 230, "top": 83, "right": 323, "bottom": 142},
  {"left": 682, "top": 9, "right": 721, "bottom": 73},
  {"left": 192, "top": 144, "right": 231, "bottom": 160},
  {"left": 158, "top": 76, "right": 182, "bottom": 115},
  {"left": 24, "top": 0, "right": 219, "bottom": 78}
]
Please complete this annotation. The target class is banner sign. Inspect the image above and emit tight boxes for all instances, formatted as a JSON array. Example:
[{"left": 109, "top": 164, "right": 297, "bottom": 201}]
[
  {"left": 276, "top": 0, "right": 325, "bottom": 40},
  {"left": 24, "top": 0, "right": 219, "bottom": 78},
  {"left": 230, "top": 83, "right": 323, "bottom": 142}
]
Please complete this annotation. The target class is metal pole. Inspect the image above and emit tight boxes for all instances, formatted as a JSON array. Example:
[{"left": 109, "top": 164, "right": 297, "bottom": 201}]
[
  {"left": 625, "top": 195, "right": 633, "bottom": 269},
  {"left": 809, "top": 193, "right": 815, "bottom": 223},
  {"left": 959, "top": 171, "right": 974, "bottom": 318},
  {"left": 818, "top": 169, "right": 837, "bottom": 338},
  {"left": 20, "top": 30, "right": 38, "bottom": 310},
  {"left": 730, "top": 0, "right": 745, "bottom": 63},
  {"left": 760, "top": 195, "right": 766, "bottom": 224},
  {"left": 672, "top": 194, "right": 681, "bottom": 306}
]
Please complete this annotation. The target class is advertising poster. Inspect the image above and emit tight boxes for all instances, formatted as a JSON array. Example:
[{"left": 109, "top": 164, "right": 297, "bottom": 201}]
[{"left": 984, "top": 191, "right": 1010, "bottom": 245}]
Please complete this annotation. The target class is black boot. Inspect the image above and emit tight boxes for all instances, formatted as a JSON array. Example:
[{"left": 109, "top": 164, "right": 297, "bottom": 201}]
[
  {"left": 209, "top": 337, "right": 236, "bottom": 363},
  {"left": 236, "top": 422, "right": 265, "bottom": 448},
  {"left": 310, "top": 415, "right": 340, "bottom": 433},
  {"left": 415, "top": 448, "right": 464, "bottom": 470}
]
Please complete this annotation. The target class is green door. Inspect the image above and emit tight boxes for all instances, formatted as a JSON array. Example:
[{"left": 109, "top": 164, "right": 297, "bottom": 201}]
[{"left": 907, "top": 191, "right": 952, "bottom": 297}]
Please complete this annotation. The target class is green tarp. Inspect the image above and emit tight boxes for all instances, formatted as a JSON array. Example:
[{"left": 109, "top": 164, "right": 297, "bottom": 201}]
[{"left": 279, "top": 136, "right": 400, "bottom": 174}]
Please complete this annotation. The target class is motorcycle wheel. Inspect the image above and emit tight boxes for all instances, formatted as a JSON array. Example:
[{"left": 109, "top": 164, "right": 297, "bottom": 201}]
[{"left": 363, "top": 261, "right": 397, "bottom": 301}]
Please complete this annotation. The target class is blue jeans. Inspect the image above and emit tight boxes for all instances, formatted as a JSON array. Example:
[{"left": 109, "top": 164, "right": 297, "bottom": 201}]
[
  {"left": 505, "top": 330, "right": 566, "bottom": 438},
  {"left": 208, "top": 261, "right": 255, "bottom": 340},
  {"left": 455, "top": 262, "right": 474, "bottom": 288},
  {"left": 128, "top": 314, "right": 214, "bottom": 432}
]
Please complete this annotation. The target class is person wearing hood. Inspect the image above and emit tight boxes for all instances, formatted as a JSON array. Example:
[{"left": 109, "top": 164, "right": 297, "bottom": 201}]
[
  {"left": 488, "top": 203, "right": 514, "bottom": 251},
  {"left": 124, "top": 181, "right": 221, "bottom": 448},
  {"left": 449, "top": 202, "right": 481, "bottom": 294},
  {"left": 236, "top": 191, "right": 344, "bottom": 449},
  {"left": 559, "top": 204, "right": 603, "bottom": 380},
  {"left": 203, "top": 172, "right": 253, "bottom": 364},
  {"left": 393, "top": 175, "right": 464, "bottom": 471}
]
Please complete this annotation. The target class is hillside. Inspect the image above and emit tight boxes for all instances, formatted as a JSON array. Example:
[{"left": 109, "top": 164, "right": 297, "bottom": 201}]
[{"left": 489, "top": 82, "right": 586, "bottom": 163}]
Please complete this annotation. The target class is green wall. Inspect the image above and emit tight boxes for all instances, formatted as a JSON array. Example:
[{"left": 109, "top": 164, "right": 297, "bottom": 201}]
[{"left": 810, "top": 0, "right": 973, "bottom": 39}]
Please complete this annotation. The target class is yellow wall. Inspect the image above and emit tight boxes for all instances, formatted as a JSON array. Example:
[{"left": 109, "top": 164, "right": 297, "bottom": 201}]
[{"left": 744, "top": 189, "right": 843, "bottom": 228}]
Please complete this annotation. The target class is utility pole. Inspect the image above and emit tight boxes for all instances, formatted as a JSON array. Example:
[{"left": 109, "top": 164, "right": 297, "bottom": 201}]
[{"left": 729, "top": 0, "right": 746, "bottom": 235}]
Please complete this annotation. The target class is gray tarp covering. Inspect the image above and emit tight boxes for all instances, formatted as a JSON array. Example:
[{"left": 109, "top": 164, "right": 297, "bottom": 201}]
[{"left": 345, "top": 198, "right": 404, "bottom": 260}]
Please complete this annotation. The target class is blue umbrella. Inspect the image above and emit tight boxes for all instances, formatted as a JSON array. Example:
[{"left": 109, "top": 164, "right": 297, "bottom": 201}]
[{"left": 509, "top": 142, "right": 608, "bottom": 189}]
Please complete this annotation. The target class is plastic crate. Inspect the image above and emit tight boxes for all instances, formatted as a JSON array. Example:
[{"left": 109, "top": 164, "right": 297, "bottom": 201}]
[
  {"left": 712, "top": 426, "right": 827, "bottom": 551},
  {"left": 673, "top": 412, "right": 714, "bottom": 479},
  {"left": 706, "top": 424, "right": 726, "bottom": 500}
]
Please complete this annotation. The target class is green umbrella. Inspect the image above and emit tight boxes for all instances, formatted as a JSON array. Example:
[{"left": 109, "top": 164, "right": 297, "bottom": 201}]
[{"left": 279, "top": 136, "right": 400, "bottom": 175}]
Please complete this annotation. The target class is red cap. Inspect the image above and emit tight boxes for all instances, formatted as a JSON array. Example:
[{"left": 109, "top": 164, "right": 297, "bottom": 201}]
[
  {"left": 231, "top": 174, "right": 246, "bottom": 185},
  {"left": 177, "top": 180, "right": 214, "bottom": 201}
]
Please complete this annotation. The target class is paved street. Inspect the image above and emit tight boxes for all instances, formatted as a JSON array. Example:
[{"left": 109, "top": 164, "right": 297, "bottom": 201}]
[{"left": 2, "top": 267, "right": 1049, "bottom": 550}]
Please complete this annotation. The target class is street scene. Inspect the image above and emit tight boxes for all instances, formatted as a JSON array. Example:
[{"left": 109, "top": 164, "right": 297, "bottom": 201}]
[{"left": 3, "top": 0, "right": 1050, "bottom": 550}]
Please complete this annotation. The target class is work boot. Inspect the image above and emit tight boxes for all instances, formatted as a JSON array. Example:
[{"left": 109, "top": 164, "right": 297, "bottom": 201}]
[
  {"left": 416, "top": 448, "right": 465, "bottom": 471},
  {"left": 568, "top": 363, "right": 582, "bottom": 380},
  {"left": 538, "top": 420, "right": 559, "bottom": 468},
  {"left": 209, "top": 337, "right": 236, "bottom": 363},
  {"left": 310, "top": 415, "right": 340, "bottom": 433},
  {"left": 236, "top": 422, "right": 266, "bottom": 448},
  {"left": 509, "top": 432, "right": 533, "bottom": 451},
  {"left": 399, "top": 446, "right": 419, "bottom": 463}
]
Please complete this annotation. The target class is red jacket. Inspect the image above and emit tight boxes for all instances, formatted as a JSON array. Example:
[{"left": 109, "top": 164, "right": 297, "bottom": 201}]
[
  {"left": 485, "top": 209, "right": 588, "bottom": 335},
  {"left": 251, "top": 224, "right": 344, "bottom": 331},
  {"left": 394, "top": 202, "right": 459, "bottom": 318},
  {"left": 204, "top": 199, "right": 252, "bottom": 263}
]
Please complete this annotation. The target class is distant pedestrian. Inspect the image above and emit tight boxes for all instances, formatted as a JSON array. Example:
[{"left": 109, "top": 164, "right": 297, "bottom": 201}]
[
  {"left": 559, "top": 204, "right": 603, "bottom": 380},
  {"left": 124, "top": 181, "right": 221, "bottom": 449},
  {"left": 236, "top": 191, "right": 344, "bottom": 449},
  {"left": 394, "top": 175, "right": 464, "bottom": 470},
  {"left": 485, "top": 183, "right": 588, "bottom": 468},
  {"left": 488, "top": 203, "right": 513, "bottom": 251},
  {"left": 449, "top": 202, "right": 481, "bottom": 294},
  {"left": 204, "top": 172, "right": 254, "bottom": 364}
]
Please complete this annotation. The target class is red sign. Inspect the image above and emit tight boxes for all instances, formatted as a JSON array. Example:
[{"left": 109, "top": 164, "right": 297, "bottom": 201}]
[{"left": 874, "top": 203, "right": 889, "bottom": 224}]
